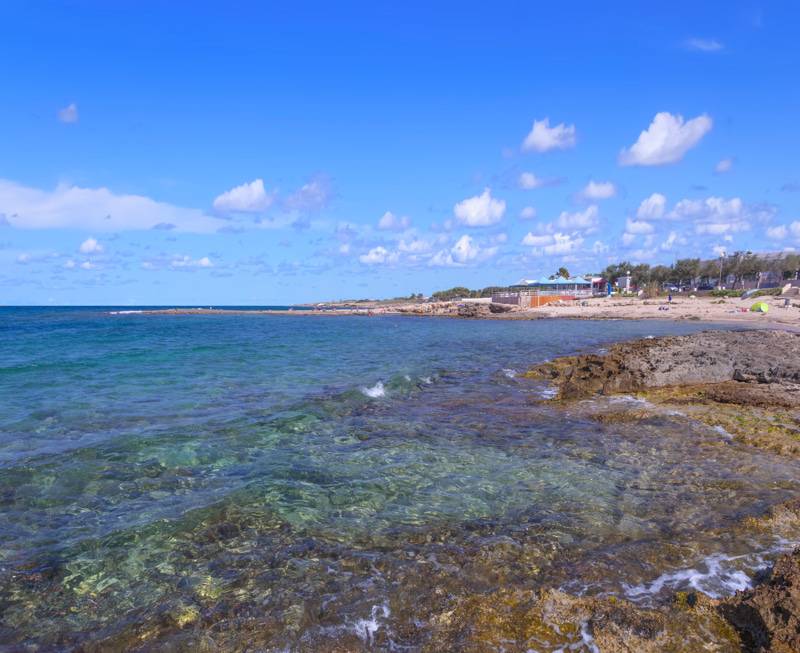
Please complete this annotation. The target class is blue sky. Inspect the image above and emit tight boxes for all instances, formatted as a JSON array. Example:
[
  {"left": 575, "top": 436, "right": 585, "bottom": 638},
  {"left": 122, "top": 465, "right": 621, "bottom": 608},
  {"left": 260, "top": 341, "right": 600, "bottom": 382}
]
[{"left": 1, "top": 1, "right": 799, "bottom": 305}]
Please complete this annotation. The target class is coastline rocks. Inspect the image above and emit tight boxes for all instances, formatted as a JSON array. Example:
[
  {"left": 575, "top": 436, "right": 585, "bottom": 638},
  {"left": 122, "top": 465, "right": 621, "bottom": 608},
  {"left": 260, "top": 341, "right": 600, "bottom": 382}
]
[
  {"left": 457, "top": 302, "right": 517, "bottom": 318},
  {"left": 718, "top": 548, "right": 800, "bottom": 652},
  {"left": 528, "top": 330, "right": 800, "bottom": 401}
]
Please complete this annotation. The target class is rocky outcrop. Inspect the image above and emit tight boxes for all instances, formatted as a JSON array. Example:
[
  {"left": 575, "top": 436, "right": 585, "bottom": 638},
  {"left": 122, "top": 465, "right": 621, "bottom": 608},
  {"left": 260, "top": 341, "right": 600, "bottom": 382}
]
[
  {"left": 528, "top": 330, "right": 800, "bottom": 402},
  {"left": 457, "top": 302, "right": 517, "bottom": 318},
  {"left": 718, "top": 548, "right": 800, "bottom": 652}
]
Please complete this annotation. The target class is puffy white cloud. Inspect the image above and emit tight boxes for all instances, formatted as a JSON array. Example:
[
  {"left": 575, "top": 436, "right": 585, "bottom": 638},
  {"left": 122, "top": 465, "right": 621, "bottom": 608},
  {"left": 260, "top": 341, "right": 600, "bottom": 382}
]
[
  {"left": 714, "top": 157, "right": 735, "bottom": 174},
  {"left": 624, "top": 218, "right": 654, "bottom": 234},
  {"left": 543, "top": 233, "right": 583, "bottom": 256},
  {"left": 660, "top": 231, "right": 687, "bottom": 251},
  {"left": 57, "top": 103, "right": 78, "bottom": 124},
  {"left": 667, "top": 196, "right": 775, "bottom": 235},
  {"left": 284, "top": 174, "right": 333, "bottom": 212},
  {"left": 518, "top": 206, "right": 538, "bottom": 221},
  {"left": 521, "top": 118, "right": 577, "bottom": 153},
  {"left": 618, "top": 112, "right": 713, "bottom": 166},
  {"left": 377, "top": 211, "right": 411, "bottom": 232},
  {"left": 429, "top": 235, "right": 499, "bottom": 267},
  {"left": 359, "top": 246, "right": 395, "bottom": 265},
  {"left": 686, "top": 39, "right": 723, "bottom": 51},
  {"left": 572, "top": 181, "right": 618, "bottom": 204},
  {"left": 79, "top": 236, "right": 103, "bottom": 254},
  {"left": 172, "top": 255, "right": 212, "bottom": 269},
  {"left": 453, "top": 188, "right": 506, "bottom": 226},
  {"left": 518, "top": 172, "right": 563, "bottom": 189},
  {"left": 767, "top": 225, "right": 788, "bottom": 240},
  {"left": 0, "top": 179, "right": 221, "bottom": 233},
  {"left": 63, "top": 259, "right": 76, "bottom": 269},
  {"left": 636, "top": 193, "right": 667, "bottom": 220},
  {"left": 791, "top": 222, "right": 800, "bottom": 238},
  {"left": 521, "top": 232, "right": 553, "bottom": 247},
  {"left": 553, "top": 205, "right": 600, "bottom": 231},
  {"left": 622, "top": 233, "right": 636, "bottom": 246},
  {"left": 212, "top": 179, "right": 274, "bottom": 214},
  {"left": 398, "top": 238, "right": 435, "bottom": 255}
]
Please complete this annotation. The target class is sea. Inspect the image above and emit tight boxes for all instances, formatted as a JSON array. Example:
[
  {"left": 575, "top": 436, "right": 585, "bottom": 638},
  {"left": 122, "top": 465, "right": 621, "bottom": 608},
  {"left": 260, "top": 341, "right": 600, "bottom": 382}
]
[{"left": 1, "top": 307, "right": 799, "bottom": 651}]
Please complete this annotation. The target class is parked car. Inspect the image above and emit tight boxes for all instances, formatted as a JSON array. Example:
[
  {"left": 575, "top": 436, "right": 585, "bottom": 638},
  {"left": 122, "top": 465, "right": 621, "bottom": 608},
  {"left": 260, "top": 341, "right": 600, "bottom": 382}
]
[
  {"left": 696, "top": 283, "right": 714, "bottom": 291},
  {"left": 664, "top": 284, "right": 679, "bottom": 292}
]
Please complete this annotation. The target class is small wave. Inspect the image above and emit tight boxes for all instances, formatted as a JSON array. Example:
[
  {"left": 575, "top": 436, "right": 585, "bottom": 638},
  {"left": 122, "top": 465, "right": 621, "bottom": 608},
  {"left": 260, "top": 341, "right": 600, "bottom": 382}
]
[
  {"left": 421, "top": 377, "right": 432, "bottom": 385},
  {"left": 361, "top": 382, "right": 386, "bottom": 398},
  {"left": 502, "top": 368, "right": 516, "bottom": 378},
  {"left": 404, "top": 375, "right": 411, "bottom": 381},
  {"left": 713, "top": 425, "right": 733, "bottom": 438},
  {"left": 623, "top": 552, "right": 754, "bottom": 600},
  {"left": 645, "top": 335, "right": 655, "bottom": 339},
  {"left": 537, "top": 387, "right": 558, "bottom": 399},
  {"left": 352, "top": 603, "right": 391, "bottom": 646},
  {"left": 109, "top": 310, "right": 143, "bottom": 315}
]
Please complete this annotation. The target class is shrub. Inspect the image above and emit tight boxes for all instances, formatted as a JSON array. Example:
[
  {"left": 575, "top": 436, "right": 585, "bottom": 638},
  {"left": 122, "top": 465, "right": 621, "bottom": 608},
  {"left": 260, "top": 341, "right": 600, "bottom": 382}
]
[{"left": 709, "top": 289, "right": 744, "bottom": 297}]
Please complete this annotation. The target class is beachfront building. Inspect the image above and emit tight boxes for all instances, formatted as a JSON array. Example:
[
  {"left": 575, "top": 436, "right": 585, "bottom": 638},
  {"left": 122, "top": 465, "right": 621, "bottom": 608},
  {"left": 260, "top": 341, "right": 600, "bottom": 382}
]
[{"left": 492, "top": 276, "right": 592, "bottom": 308}]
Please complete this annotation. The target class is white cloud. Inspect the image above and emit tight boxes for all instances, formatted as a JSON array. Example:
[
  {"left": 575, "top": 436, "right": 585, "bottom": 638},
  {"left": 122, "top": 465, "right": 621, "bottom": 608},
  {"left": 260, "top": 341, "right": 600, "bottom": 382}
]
[
  {"left": 521, "top": 118, "right": 577, "bottom": 153},
  {"left": 360, "top": 246, "right": 394, "bottom": 265},
  {"left": 518, "top": 206, "right": 538, "bottom": 221},
  {"left": 63, "top": 259, "right": 76, "bottom": 269},
  {"left": 518, "top": 172, "right": 563, "bottom": 189},
  {"left": 572, "top": 181, "right": 618, "bottom": 204},
  {"left": 667, "top": 196, "right": 775, "bottom": 235},
  {"left": 57, "top": 103, "right": 78, "bottom": 124},
  {"left": 172, "top": 255, "right": 212, "bottom": 269},
  {"left": 660, "top": 231, "right": 687, "bottom": 251},
  {"left": 429, "top": 235, "right": 499, "bottom": 267},
  {"left": 553, "top": 205, "right": 600, "bottom": 232},
  {"left": 686, "top": 39, "right": 723, "bottom": 52},
  {"left": 0, "top": 179, "right": 221, "bottom": 233},
  {"left": 636, "top": 193, "right": 666, "bottom": 219},
  {"left": 622, "top": 233, "right": 636, "bottom": 246},
  {"left": 767, "top": 225, "right": 788, "bottom": 240},
  {"left": 79, "top": 236, "right": 103, "bottom": 254},
  {"left": 714, "top": 157, "right": 735, "bottom": 174},
  {"left": 618, "top": 112, "right": 713, "bottom": 166},
  {"left": 80, "top": 261, "right": 95, "bottom": 270},
  {"left": 522, "top": 232, "right": 553, "bottom": 247},
  {"left": 543, "top": 233, "right": 583, "bottom": 256},
  {"left": 377, "top": 211, "right": 411, "bottom": 232},
  {"left": 284, "top": 174, "right": 333, "bottom": 212},
  {"left": 624, "top": 218, "right": 654, "bottom": 234},
  {"left": 212, "top": 179, "right": 273, "bottom": 214},
  {"left": 791, "top": 222, "right": 800, "bottom": 238},
  {"left": 453, "top": 188, "right": 506, "bottom": 226},
  {"left": 398, "top": 238, "right": 435, "bottom": 255}
]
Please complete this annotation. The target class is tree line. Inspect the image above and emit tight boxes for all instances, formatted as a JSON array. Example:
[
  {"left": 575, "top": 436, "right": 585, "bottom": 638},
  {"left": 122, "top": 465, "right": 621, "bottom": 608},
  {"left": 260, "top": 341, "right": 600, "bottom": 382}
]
[{"left": 600, "top": 252, "right": 800, "bottom": 288}]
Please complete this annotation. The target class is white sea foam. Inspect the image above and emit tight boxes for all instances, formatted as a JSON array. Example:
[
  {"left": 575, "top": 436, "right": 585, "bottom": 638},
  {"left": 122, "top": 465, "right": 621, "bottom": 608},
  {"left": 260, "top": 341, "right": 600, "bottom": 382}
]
[
  {"left": 362, "top": 382, "right": 386, "bottom": 398},
  {"left": 607, "top": 394, "right": 652, "bottom": 407},
  {"left": 109, "top": 310, "right": 143, "bottom": 315},
  {"left": 713, "top": 425, "right": 733, "bottom": 438},
  {"left": 352, "top": 603, "right": 391, "bottom": 646},
  {"left": 404, "top": 375, "right": 411, "bottom": 381},
  {"left": 537, "top": 387, "right": 558, "bottom": 399},
  {"left": 623, "top": 552, "right": 754, "bottom": 600},
  {"left": 503, "top": 368, "right": 517, "bottom": 378},
  {"left": 645, "top": 335, "right": 655, "bottom": 339},
  {"left": 421, "top": 377, "right": 432, "bottom": 385}
]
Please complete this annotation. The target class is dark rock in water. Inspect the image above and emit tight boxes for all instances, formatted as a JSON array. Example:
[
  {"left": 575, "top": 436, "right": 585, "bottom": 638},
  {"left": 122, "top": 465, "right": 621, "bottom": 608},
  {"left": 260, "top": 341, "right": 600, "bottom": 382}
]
[
  {"left": 528, "top": 330, "right": 800, "bottom": 402},
  {"left": 719, "top": 547, "right": 800, "bottom": 653}
]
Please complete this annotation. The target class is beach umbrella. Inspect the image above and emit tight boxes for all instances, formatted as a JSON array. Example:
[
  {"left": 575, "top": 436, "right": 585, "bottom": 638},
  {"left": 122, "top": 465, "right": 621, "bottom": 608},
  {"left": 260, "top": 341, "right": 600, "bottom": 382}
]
[{"left": 750, "top": 301, "right": 769, "bottom": 313}]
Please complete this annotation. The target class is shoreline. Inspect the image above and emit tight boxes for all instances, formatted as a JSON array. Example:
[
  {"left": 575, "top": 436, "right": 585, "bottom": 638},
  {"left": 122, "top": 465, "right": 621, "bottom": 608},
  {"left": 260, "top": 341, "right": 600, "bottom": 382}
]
[{"left": 135, "top": 294, "right": 800, "bottom": 332}]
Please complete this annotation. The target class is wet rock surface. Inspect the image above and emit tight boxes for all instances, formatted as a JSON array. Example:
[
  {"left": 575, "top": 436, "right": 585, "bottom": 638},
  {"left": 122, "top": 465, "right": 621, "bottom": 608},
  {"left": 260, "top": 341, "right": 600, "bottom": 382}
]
[{"left": 528, "top": 329, "right": 800, "bottom": 402}]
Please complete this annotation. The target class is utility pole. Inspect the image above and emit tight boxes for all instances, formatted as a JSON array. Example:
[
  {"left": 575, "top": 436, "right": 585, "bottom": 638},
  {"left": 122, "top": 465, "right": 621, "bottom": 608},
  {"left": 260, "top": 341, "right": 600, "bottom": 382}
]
[{"left": 718, "top": 252, "right": 725, "bottom": 288}]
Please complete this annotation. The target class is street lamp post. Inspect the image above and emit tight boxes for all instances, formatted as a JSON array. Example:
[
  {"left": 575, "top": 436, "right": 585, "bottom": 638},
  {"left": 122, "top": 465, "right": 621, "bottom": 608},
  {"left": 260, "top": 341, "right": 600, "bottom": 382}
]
[
  {"left": 627, "top": 270, "right": 631, "bottom": 292},
  {"left": 718, "top": 253, "right": 725, "bottom": 289}
]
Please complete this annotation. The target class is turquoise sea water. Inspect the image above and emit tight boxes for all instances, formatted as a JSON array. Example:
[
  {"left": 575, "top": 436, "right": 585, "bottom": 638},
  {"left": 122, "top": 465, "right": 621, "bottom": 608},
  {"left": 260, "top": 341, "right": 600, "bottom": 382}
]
[{"left": 1, "top": 308, "right": 799, "bottom": 651}]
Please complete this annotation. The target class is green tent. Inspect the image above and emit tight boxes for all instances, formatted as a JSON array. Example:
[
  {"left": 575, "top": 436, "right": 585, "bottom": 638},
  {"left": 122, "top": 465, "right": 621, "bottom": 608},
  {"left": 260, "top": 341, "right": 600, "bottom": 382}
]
[{"left": 750, "top": 302, "right": 769, "bottom": 313}]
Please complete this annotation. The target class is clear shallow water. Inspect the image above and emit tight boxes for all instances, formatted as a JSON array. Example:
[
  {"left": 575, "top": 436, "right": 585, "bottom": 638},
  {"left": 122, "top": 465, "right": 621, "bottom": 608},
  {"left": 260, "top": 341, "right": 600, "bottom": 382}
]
[{"left": 1, "top": 308, "right": 799, "bottom": 651}]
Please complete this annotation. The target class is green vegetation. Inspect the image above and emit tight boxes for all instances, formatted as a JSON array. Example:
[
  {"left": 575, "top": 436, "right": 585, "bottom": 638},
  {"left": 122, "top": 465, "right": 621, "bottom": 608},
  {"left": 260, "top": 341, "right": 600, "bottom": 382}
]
[{"left": 431, "top": 286, "right": 512, "bottom": 301}]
